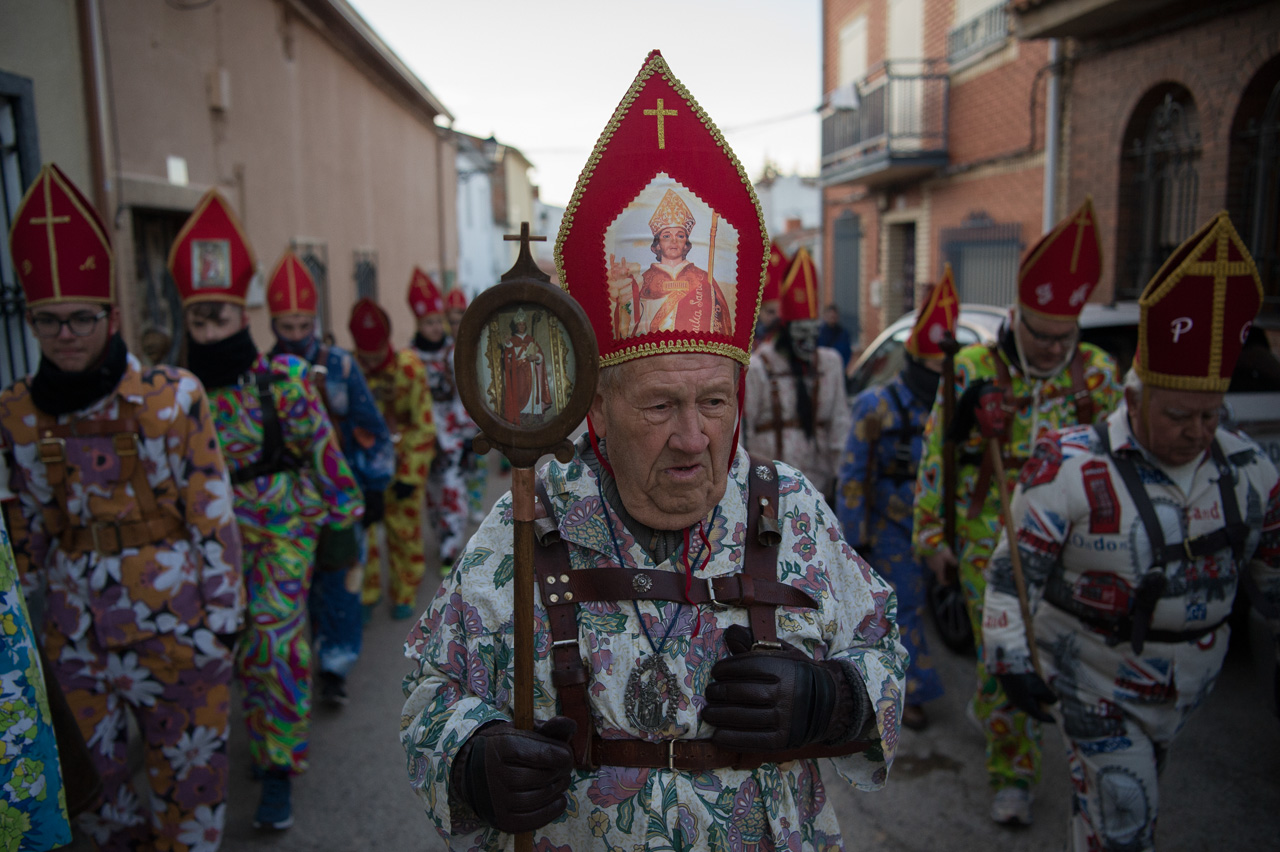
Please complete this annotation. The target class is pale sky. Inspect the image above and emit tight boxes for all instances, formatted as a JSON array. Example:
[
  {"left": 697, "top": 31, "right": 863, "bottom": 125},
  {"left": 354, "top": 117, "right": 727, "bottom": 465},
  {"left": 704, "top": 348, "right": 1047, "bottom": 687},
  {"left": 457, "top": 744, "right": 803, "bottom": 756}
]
[{"left": 347, "top": 0, "right": 823, "bottom": 209}]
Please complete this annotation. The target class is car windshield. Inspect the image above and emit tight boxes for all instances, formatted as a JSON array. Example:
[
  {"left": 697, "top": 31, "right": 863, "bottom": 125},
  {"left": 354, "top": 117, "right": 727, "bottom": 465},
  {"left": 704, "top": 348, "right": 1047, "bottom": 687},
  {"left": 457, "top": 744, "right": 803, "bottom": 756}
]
[{"left": 849, "top": 323, "right": 983, "bottom": 396}]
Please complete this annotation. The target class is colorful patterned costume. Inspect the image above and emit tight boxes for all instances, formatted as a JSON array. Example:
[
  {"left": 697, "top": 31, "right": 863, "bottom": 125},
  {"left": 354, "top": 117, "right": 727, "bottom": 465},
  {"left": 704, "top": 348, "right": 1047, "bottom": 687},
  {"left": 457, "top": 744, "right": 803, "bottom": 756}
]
[
  {"left": 207, "top": 353, "right": 362, "bottom": 773},
  {"left": 0, "top": 521, "right": 72, "bottom": 852},
  {"left": 413, "top": 339, "right": 470, "bottom": 567},
  {"left": 841, "top": 372, "right": 944, "bottom": 707},
  {"left": 0, "top": 357, "right": 245, "bottom": 850},
  {"left": 914, "top": 334, "right": 1121, "bottom": 791},
  {"left": 269, "top": 337, "right": 394, "bottom": 678},
  {"left": 401, "top": 445, "right": 908, "bottom": 851},
  {"left": 362, "top": 348, "right": 437, "bottom": 608},
  {"left": 744, "top": 343, "right": 850, "bottom": 500},
  {"left": 984, "top": 407, "right": 1280, "bottom": 849}
]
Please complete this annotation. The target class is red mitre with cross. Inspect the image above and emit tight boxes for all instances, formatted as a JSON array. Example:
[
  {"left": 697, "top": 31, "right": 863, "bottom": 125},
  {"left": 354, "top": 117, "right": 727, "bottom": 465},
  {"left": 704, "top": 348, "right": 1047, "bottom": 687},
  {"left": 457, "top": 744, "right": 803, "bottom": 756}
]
[
  {"left": 555, "top": 50, "right": 768, "bottom": 367},
  {"left": 1135, "top": 211, "right": 1262, "bottom": 393},
  {"left": 779, "top": 246, "right": 819, "bottom": 324},
  {"left": 444, "top": 287, "right": 468, "bottom": 313},
  {"left": 349, "top": 297, "right": 392, "bottom": 354},
  {"left": 168, "top": 188, "right": 256, "bottom": 307},
  {"left": 9, "top": 163, "right": 114, "bottom": 307},
  {"left": 906, "top": 263, "right": 961, "bottom": 360},
  {"left": 407, "top": 267, "right": 444, "bottom": 318},
  {"left": 266, "top": 251, "right": 318, "bottom": 317},
  {"left": 1017, "top": 196, "right": 1102, "bottom": 321},
  {"left": 763, "top": 240, "right": 787, "bottom": 305}
]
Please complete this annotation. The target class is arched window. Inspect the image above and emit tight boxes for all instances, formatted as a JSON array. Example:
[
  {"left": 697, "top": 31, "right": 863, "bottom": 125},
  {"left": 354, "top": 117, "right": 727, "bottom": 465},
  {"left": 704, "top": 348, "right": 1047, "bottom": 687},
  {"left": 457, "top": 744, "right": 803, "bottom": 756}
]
[
  {"left": 1115, "top": 85, "right": 1201, "bottom": 298},
  {"left": 1228, "top": 55, "right": 1280, "bottom": 323}
]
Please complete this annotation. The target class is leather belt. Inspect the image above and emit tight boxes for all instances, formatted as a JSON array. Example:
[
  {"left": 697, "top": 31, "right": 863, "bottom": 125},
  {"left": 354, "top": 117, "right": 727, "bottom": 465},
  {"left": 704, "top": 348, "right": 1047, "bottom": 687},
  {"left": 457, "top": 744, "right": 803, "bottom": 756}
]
[
  {"left": 544, "top": 567, "right": 819, "bottom": 610},
  {"left": 61, "top": 515, "right": 185, "bottom": 557},
  {"left": 590, "top": 736, "right": 868, "bottom": 772}
]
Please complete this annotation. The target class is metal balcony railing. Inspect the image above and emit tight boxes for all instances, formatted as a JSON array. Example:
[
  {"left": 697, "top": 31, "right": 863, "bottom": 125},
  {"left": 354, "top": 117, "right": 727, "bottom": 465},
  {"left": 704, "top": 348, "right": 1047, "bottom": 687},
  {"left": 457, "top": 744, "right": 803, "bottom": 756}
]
[
  {"left": 821, "top": 60, "right": 949, "bottom": 184},
  {"left": 947, "top": 2, "right": 1011, "bottom": 65}
]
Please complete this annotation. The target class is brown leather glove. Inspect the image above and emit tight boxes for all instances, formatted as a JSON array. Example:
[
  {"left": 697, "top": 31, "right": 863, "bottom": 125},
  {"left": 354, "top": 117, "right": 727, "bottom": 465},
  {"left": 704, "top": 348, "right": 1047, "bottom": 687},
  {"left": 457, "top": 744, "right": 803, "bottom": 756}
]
[
  {"left": 703, "top": 624, "right": 857, "bottom": 752},
  {"left": 459, "top": 716, "right": 576, "bottom": 833},
  {"left": 997, "top": 672, "right": 1058, "bottom": 723}
]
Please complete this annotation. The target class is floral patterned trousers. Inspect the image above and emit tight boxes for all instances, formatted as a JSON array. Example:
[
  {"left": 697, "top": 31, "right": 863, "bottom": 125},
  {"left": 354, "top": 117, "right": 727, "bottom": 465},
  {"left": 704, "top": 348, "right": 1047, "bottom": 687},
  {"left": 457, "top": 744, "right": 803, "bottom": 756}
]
[{"left": 46, "top": 629, "right": 234, "bottom": 852}]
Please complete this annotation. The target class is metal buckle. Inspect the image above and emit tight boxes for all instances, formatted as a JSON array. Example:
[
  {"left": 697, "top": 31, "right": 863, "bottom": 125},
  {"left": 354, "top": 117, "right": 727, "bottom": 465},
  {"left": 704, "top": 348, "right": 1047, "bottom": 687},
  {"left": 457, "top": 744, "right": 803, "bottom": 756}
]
[
  {"left": 705, "top": 578, "right": 729, "bottom": 610},
  {"left": 37, "top": 435, "right": 66, "bottom": 464},
  {"left": 667, "top": 739, "right": 676, "bottom": 771},
  {"left": 90, "top": 521, "right": 123, "bottom": 556},
  {"left": 1183, "top": 536, "right": 1197, "bottom": 562}
]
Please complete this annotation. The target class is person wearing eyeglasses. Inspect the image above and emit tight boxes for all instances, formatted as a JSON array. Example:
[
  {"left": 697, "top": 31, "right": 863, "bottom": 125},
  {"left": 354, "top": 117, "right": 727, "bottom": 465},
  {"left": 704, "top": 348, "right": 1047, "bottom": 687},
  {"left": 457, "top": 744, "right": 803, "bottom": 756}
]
[
  {"left": 0, "top": 164, "right": 245, "bottom": 851},
  {"left": 913, "top": 198, "right": 1122, "bottom": 827},
  {"left": 982, "top": 212, "right": 1279, "bottom": 851}
]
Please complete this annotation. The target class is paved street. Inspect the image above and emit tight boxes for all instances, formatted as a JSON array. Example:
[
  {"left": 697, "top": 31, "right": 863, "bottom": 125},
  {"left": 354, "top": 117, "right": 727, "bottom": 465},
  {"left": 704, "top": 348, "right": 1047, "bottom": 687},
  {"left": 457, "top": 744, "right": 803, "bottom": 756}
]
[{"left": 72, "top": 462, "right": 1280, "bottom": 851}]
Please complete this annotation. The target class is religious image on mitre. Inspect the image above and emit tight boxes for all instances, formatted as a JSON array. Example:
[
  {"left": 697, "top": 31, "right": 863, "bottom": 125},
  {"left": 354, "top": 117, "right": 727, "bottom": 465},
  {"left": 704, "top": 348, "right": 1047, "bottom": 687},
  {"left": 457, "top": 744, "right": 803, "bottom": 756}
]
[
  {"left": 603, "top": 178, "right": 738, "bottom": 341},
  {"left": 1135, "top": 210, "right": 1262, "bottom": 392},
  {"left": 167, "top": 187, "right": 256, "bottom": 307},
  {"left": 556, "top": 50, "right": 767, "bottom": 367}
]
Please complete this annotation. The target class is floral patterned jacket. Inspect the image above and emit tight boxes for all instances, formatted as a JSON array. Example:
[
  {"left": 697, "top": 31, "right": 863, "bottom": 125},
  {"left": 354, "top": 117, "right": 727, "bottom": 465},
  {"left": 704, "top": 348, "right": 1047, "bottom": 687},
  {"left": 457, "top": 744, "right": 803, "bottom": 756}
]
[
  {"left": 401, "top": 442, "right": 908, "bottom": 851},
  {"left": 0, "top": 355, "right": 244, "bottom": 649}
]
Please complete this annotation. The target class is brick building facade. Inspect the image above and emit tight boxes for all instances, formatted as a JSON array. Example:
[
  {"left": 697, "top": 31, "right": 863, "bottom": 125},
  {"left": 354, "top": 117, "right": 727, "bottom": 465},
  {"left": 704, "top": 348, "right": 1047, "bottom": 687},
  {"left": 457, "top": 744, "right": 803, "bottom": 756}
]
[{"left": 821, "top": 0, "right": 1053, "bottom": 348}]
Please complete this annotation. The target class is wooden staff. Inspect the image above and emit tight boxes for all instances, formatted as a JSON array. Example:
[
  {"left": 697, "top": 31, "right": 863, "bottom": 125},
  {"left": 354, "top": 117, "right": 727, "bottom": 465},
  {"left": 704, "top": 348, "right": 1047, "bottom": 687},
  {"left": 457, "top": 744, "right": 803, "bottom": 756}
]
[
  {"left": 939, "top": 332, "right": 960, "bottom": 564},
  {"left": 988, "top": 438, "right": 1044, "bottom": 679},
  {"left": 510, "top": 467, "right": 536, "bottom": 852}
]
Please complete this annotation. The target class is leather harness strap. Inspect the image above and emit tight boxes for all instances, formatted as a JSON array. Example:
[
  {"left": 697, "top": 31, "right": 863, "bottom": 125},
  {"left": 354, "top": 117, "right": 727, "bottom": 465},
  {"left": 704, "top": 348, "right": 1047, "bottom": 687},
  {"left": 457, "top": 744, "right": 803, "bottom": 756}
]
[
  {"left": 229, "top": 373, "right": 306, "bottom": 485},
  {"left": 35, "top": 406, "right": 183, "bottom": 557},
  {"left": 533, "top": 456, "right": 842, "bottom": 770},
  {"left": 967, "top": 345, "right": 1091, "bottom": 520}
]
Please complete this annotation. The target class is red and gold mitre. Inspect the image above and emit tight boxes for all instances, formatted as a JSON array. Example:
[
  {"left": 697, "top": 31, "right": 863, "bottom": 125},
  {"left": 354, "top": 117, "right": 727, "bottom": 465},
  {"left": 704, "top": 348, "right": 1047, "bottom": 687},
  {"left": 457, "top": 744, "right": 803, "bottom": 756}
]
[
  {"left": 905, "top": 263, "right": 961, "bottom": 360},
  {"left": 762, "top": 240, "right": 787, "bottom": 305},
  {"left": 349, "top": 297, "right": 392, "bottom": 354},
  {"left": 266, "top": 251, "right": 318, "bottom": 317},
  {"left": 555, "top": 50, "right": 768, "bottom": 367},
  {"left": 8, "top": 163, "right": 114, "bottom": 307},
  {"left": 167, "top": 188, "right": 256, "bottom": 307},
  {"left": 1135, "top": 211, "right": 1262, "bottom": 393},
  {"left": 779, "top": 246, "right": 819, "bottom": 324},
  {"left": 407, "top": 267, "right": 444, "bottom": 318},
  {"left": 1017, "top": 196, "right": 1101, "bottom": 321},
  {"left": 445, "top": 288, "right": 468, "bottom": 313}
]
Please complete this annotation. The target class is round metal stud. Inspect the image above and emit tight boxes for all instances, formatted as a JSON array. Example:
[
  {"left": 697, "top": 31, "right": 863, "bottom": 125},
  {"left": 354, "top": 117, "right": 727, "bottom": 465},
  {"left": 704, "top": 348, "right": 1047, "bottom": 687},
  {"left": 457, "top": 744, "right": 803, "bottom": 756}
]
[
  {"left": 548, "top": 593, "right": 559, "bottom": 604},
  {"left": 632, "top": 573, "right": 653, "bottom": 593},
  {"left": 546, "top": 576, "right": 556, "bottom": 585}
]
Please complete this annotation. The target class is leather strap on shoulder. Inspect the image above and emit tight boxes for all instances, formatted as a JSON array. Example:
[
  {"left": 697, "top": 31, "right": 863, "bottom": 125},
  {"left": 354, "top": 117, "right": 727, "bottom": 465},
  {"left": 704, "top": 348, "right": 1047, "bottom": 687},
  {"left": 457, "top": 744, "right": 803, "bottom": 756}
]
[
  {"left": 1069, "top": 349, "right": 1094, "bottom": 426},
  {"left": 744, "top": 455, "right": 782, "bottom": 648}
]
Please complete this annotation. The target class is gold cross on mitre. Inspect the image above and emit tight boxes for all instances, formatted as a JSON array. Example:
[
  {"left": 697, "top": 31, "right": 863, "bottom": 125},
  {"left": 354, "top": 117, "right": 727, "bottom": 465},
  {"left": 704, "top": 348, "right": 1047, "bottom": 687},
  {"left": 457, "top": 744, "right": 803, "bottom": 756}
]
[
  {"left": 643, "top": 98, "right": 678, "bottom": 150},
  {"left": 1184, "top": 220, "right": 1254, "bottom": 377}
]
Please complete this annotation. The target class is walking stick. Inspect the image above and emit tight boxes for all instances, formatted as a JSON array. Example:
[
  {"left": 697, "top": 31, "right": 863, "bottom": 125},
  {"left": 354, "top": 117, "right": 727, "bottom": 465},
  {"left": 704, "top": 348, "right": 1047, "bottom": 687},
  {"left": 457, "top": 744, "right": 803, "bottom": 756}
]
[
  {"left": 453, "top": 224, "right": 599, "bottom": 852},
  {"left": 987, "top": 438, "right": 1044, "bottom": 679},
  {"left": 939, "top": 332, "right": 960, "bottom": 567}
]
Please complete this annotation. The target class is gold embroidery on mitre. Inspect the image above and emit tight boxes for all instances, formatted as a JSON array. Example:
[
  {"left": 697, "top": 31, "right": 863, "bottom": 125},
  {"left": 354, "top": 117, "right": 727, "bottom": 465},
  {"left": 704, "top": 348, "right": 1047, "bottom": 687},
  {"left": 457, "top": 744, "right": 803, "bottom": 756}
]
[
  {"left": 80, "top": 255, "right": 96, "bottom": 271},
  {"left": 643, "top": 97, "right": 678, "bottom": 149}
]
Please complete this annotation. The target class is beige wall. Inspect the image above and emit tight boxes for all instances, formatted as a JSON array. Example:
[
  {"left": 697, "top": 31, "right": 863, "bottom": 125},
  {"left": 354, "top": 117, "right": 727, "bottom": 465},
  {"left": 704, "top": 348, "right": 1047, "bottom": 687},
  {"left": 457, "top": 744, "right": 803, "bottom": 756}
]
[
  {"left": 99, "top": 0, "right": 454, "bottom": 352},
  {"left": 0, "top": 0, "right": 93, "bottom": 191}
]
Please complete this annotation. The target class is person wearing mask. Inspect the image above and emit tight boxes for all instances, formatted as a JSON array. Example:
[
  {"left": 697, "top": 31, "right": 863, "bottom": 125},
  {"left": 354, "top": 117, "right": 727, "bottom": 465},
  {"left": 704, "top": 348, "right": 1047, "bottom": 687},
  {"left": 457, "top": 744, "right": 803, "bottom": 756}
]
[
  {"left": 839, "top": 267, "right": 960, "bottom": 731},
  {"left": 744, "top": 247, "right": 851, "bottom": 504},
  {"left": 170, "top": 189, "right": 363, "bottom": 831},
  {"left": 266, "top": 252, "right": 394, "bottom": 706},
  {"left": 913, "top": 198, "right": 1122, "bottom": 825},
  {"left": 352, "top": 298, "right": 437, "bottom": 619},
  {"left": 1, "top": 164, "right": 243, "bottom": 850}
]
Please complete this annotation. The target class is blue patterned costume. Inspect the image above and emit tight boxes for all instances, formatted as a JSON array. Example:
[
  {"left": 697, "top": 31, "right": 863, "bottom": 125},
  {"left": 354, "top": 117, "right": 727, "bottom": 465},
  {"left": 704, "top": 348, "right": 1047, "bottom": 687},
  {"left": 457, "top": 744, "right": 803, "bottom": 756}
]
[
  {"left": 839, "top": 372, "right": 944, "bottom": 706},
  {"left": 270, "top": 338, "right": 394, "bottom": 678}
]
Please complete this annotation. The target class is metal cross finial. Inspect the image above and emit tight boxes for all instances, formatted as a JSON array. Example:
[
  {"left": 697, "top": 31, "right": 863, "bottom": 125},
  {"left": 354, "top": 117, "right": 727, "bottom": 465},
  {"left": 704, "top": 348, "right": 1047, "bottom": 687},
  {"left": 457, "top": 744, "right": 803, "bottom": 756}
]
[{"left": 643, "top": 97, "right": 678, "bottom": 149}]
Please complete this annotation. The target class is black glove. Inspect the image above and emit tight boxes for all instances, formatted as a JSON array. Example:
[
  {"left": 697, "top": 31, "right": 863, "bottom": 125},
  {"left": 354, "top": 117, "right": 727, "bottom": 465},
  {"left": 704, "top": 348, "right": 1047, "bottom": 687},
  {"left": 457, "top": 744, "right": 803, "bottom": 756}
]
[
  {"left": 997, "top": 672, "right": 1058, "bottom": 723},
  {"left": 392, "top": 480, "right": 416, "bottom": 502},
  {"left": 316, "top": 525, "right": 360, "bottom": 572},
  {"left": 362, "top": 489, "right": 386, "bottom": 528},
  {"left": 702, "top": 624, "right": 843, "bottom": 751},
  {"left": 460, "top": 716, "right": 576, "bottom": 833},
  {"left": 948, "top": 378, "right": 996, "bottom": 443}
]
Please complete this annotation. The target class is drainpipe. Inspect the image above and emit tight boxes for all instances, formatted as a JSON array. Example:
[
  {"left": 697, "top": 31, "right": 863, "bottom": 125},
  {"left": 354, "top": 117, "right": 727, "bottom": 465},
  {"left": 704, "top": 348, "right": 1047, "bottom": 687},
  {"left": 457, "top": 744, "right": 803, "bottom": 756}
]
[
  {"left": 78, "top": 0, "right": 110, "bottom": 223},
  {"left": 1041, "top": 38, "right": 1061, "bottom": 233}
]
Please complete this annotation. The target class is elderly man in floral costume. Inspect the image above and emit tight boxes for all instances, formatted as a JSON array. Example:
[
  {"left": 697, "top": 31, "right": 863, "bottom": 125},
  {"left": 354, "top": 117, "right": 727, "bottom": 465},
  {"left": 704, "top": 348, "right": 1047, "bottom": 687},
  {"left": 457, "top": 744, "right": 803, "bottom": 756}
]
[
  {"left": 1, "top": 165, "right": 244, "bottom": 850},
  {"left": 983, "top": 212, "right": 1280, "bottom": 850},
  {"left": 913, "top": 198, "right": 1122, "bottom": 826},
  {"left": 400, "top": 51, "right": 907, "bottom": 852},
  {"left": 839, "top": 267, "right": 960, "bottom": 732},
  {"left": 169, "top": 190, "right": 363, "bottom": 832}
]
